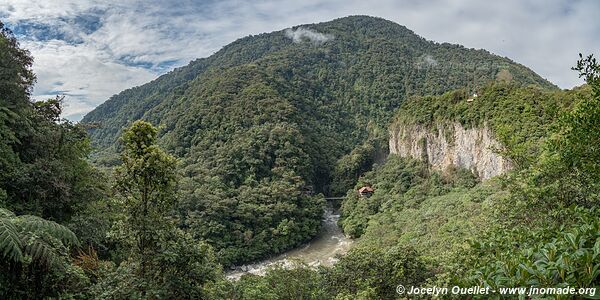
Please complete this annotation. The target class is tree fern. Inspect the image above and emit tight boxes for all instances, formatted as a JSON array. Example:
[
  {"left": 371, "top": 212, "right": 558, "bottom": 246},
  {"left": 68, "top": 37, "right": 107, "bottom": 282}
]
[
  {"left": 22, "top": 234, "right": 61, "bottom": 266},
  {"left": 0, "top": 207, "right": 79, "bottom": 264},
  {"left": 0, "top": 218, "right": 23, "bottom": 262},
  {"left": 15, "top": 215, "right": 79, "bottom": 246},
  {"left": 0, "top": 207, "right": 15, "bottom": 218}
]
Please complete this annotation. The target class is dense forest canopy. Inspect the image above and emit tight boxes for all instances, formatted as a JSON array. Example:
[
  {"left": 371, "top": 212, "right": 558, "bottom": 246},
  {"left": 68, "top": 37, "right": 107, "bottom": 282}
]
[
  {"left": 83, "top": 16, "right": 555, "bottom": 173},
  {"left": 1, "top": 15, "right": 598, "bottom": 299},
  {"left": 0, "top": 21, "right": 102, "bottom": 223},
  {"left": 82, "top": 16, "right": 557, "bottom": 266},
  {"left": 1, "top": 21, "right": 107, "bottom": 298}
]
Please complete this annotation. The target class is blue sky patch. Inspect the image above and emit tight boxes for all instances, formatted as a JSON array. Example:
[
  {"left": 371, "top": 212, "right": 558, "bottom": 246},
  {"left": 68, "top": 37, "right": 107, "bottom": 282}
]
[
  {"left": 10, "top": 20, "right": 74, "bottom": 42},
  {"left": 61, "top": 12, "right": 103, "bottom": 35}
]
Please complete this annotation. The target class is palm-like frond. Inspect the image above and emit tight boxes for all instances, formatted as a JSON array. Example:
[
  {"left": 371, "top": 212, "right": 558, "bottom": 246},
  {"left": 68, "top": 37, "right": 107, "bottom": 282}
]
[
  {"left": 21, "top": 234, "right": 60, "bottom": 266},
  {"left": 14, "top": 215, "right": 79, "bottom": 246},
  {"left": 0, "top": 207, "right": 15, "bottom": 218},
  {"left": 1, "top": 208, "right": 79, "bottom": 264},
  {"left": 0, "top": 217, "right": 23, "bottom": 262}
]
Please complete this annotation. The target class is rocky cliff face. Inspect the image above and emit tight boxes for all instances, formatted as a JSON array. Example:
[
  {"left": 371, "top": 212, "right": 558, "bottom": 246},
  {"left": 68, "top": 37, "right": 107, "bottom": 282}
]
[{"left": 389, "top": 123, "right": 511, "bottom": 180}]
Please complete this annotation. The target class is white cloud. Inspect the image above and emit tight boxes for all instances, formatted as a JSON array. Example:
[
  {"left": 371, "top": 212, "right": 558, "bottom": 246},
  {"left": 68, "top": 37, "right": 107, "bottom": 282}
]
[
  {"left": 0, "top": 0, "right": 598, "bottom": 120},
  {"left": 417, "top": 54, "right": 438, "bottom": 68},
  {"left": 285, "top": 27, "right": 333, "bottom": 44},
  {"left": 24, "top": 39, "right": 155, "bottom": 120}
]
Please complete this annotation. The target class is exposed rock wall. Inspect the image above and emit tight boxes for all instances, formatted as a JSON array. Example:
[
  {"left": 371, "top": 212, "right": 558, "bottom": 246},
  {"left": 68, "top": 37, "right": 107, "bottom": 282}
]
[{"left": 389, "top": 123, "right": 511, "bottom": 180}]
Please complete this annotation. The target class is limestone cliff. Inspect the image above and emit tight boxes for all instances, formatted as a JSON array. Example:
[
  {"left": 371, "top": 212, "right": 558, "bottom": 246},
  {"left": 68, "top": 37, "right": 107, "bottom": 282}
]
[{"left": 389, "top": 123, "right": 511, "bottom": 180}]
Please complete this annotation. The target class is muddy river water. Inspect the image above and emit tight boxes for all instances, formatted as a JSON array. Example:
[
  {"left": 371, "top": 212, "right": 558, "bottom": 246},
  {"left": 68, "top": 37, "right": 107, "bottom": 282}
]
[{"left": 226, "top": 203, "right": 353, "bottom": 280}]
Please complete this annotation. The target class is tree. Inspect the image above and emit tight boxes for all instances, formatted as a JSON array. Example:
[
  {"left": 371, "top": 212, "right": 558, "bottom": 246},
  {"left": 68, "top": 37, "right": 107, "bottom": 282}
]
[
  {"left": 2, "top": 21, "right": 103, "bottom": 222},
  {"left": 1, "top": 20, "right": 33, "bottom": 210},
  {"left": 105, "top": 120, "right": 221, "bottom": 299},
  {"left": 92, "top": 230, "right": 222, "bottom": 300},
  {"left": 573, "top": 53, "right": 600, "bottom": 96},
  {"left": 114, "top": 120, "right": 178, "bottom": 277},
  {"left": 0, "top": 22, "right": 100, "bottom": 298},
  {"left": 0, "top": 21, "right": 35, "bottom": 110},
  {"left": 13, "top": 97, "right": 102, "bottom": 221},
  {"left": 219, "top": 265, "right": 331, "bottom": 300},
  {"left": 324, "top": 245, "right": 431, "bottom": 299},
  {"left": 530, "top": 54, "right": 600, "bottom": 207}
]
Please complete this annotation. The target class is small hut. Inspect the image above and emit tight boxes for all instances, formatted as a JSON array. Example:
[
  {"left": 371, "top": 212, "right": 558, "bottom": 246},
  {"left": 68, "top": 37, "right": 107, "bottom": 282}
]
[{"left": 358, "top": 186, "right": 374, "bottom": 198}]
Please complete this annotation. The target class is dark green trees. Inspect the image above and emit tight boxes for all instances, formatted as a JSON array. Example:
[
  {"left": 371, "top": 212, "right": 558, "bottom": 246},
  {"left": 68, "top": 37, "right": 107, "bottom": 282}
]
[
  {"left": 0, "top": 21, "right": 35, "bottom": 111},
  {"left": 1, "top": 20, "right": 34, "bottom": 208},
  {"left": 0, "top": 22, "right": 102, "bottom": 298},
  {"left": 1, "top": 22, "right": 101, "bottom": 222},
  {"left": 82, "top": 16, "right": 558, "bottom": 265},
  {"left": 95, "top": 120, "right": 221, "bottom": 299},
  {"left": 114, "top": 120, "right": 178, "bottom": 276},
  {"left": 178, "top": 122, "right": 326, "bottom": 266}
]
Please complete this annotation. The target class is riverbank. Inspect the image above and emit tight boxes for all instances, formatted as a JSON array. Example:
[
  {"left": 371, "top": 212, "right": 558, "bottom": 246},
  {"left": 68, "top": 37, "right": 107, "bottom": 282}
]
[{"left": 226, "top": 205, "right": 353, "bottom": 280}]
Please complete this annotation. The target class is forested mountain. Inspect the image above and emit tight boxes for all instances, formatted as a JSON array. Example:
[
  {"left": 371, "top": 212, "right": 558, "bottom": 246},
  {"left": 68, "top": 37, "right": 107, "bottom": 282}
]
[
  {"left": 224, "top": 72, "right": 599, "bottom": 298},
  {"left": 3, "top": 14, "right": 598, "bottom": 299},
  {"left": 85, "top": 16, "right": 554, "bottom": 155},
  {"left": 82, "top": 16, "right": 556, "bottom": 265}
]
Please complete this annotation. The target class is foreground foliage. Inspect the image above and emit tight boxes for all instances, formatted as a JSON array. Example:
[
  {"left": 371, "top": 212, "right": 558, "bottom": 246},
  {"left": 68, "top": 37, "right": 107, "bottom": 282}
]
[
  {"left": 0, "top": 207, "right": 87, "bottom": 298},
  {"left": 93, "top": 121, "right": 222, "bottom": 299}
]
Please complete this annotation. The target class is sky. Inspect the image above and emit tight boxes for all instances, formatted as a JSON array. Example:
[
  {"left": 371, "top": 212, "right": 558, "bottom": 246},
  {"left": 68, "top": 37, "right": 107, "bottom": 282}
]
[{"left": 0, "top": 0, "right": 598, "bottom": 121}]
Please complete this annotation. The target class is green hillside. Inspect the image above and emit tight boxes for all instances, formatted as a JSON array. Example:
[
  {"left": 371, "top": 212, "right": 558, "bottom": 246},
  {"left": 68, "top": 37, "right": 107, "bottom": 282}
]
[
  {"left": 2, "top": 13, "right": 599, "bottom": 299},
  {"left": 82, "top": 16, "right": 557, "bottom": 266},
  {"left": 213, "top": 72, "right": 599, "bottom": 298},
  {"left": 85, "top": 16, "right": 555, "bottom": 153},
  {"left": 326, "top": 78, "right": 599, "bottom": 298}
]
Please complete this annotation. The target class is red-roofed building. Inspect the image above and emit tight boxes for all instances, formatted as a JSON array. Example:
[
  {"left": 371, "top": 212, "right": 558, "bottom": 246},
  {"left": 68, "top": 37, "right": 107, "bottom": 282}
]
[{"left": 358, "top": 186, "right": 374, "bottom": 198}]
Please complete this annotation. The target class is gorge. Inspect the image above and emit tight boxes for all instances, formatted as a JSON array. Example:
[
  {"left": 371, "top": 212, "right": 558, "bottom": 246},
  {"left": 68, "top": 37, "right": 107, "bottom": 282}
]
[{"left": 3, "top": 12, "right": 598, "bottom": 299}]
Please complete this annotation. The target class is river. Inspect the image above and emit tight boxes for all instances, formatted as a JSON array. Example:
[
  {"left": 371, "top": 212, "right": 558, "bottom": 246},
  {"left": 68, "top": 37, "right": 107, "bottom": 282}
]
[{"left": 226, "top": 203, "right": 353, "bottom": 280}]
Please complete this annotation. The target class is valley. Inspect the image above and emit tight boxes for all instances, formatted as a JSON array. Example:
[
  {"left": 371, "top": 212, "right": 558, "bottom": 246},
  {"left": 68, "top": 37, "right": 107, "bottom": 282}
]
[
  {"left": 226, "top": 203, "right": 352, "bottom": 280},
  {"left": 1, "top": 13, "right": 598, "bottom": 299}
]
